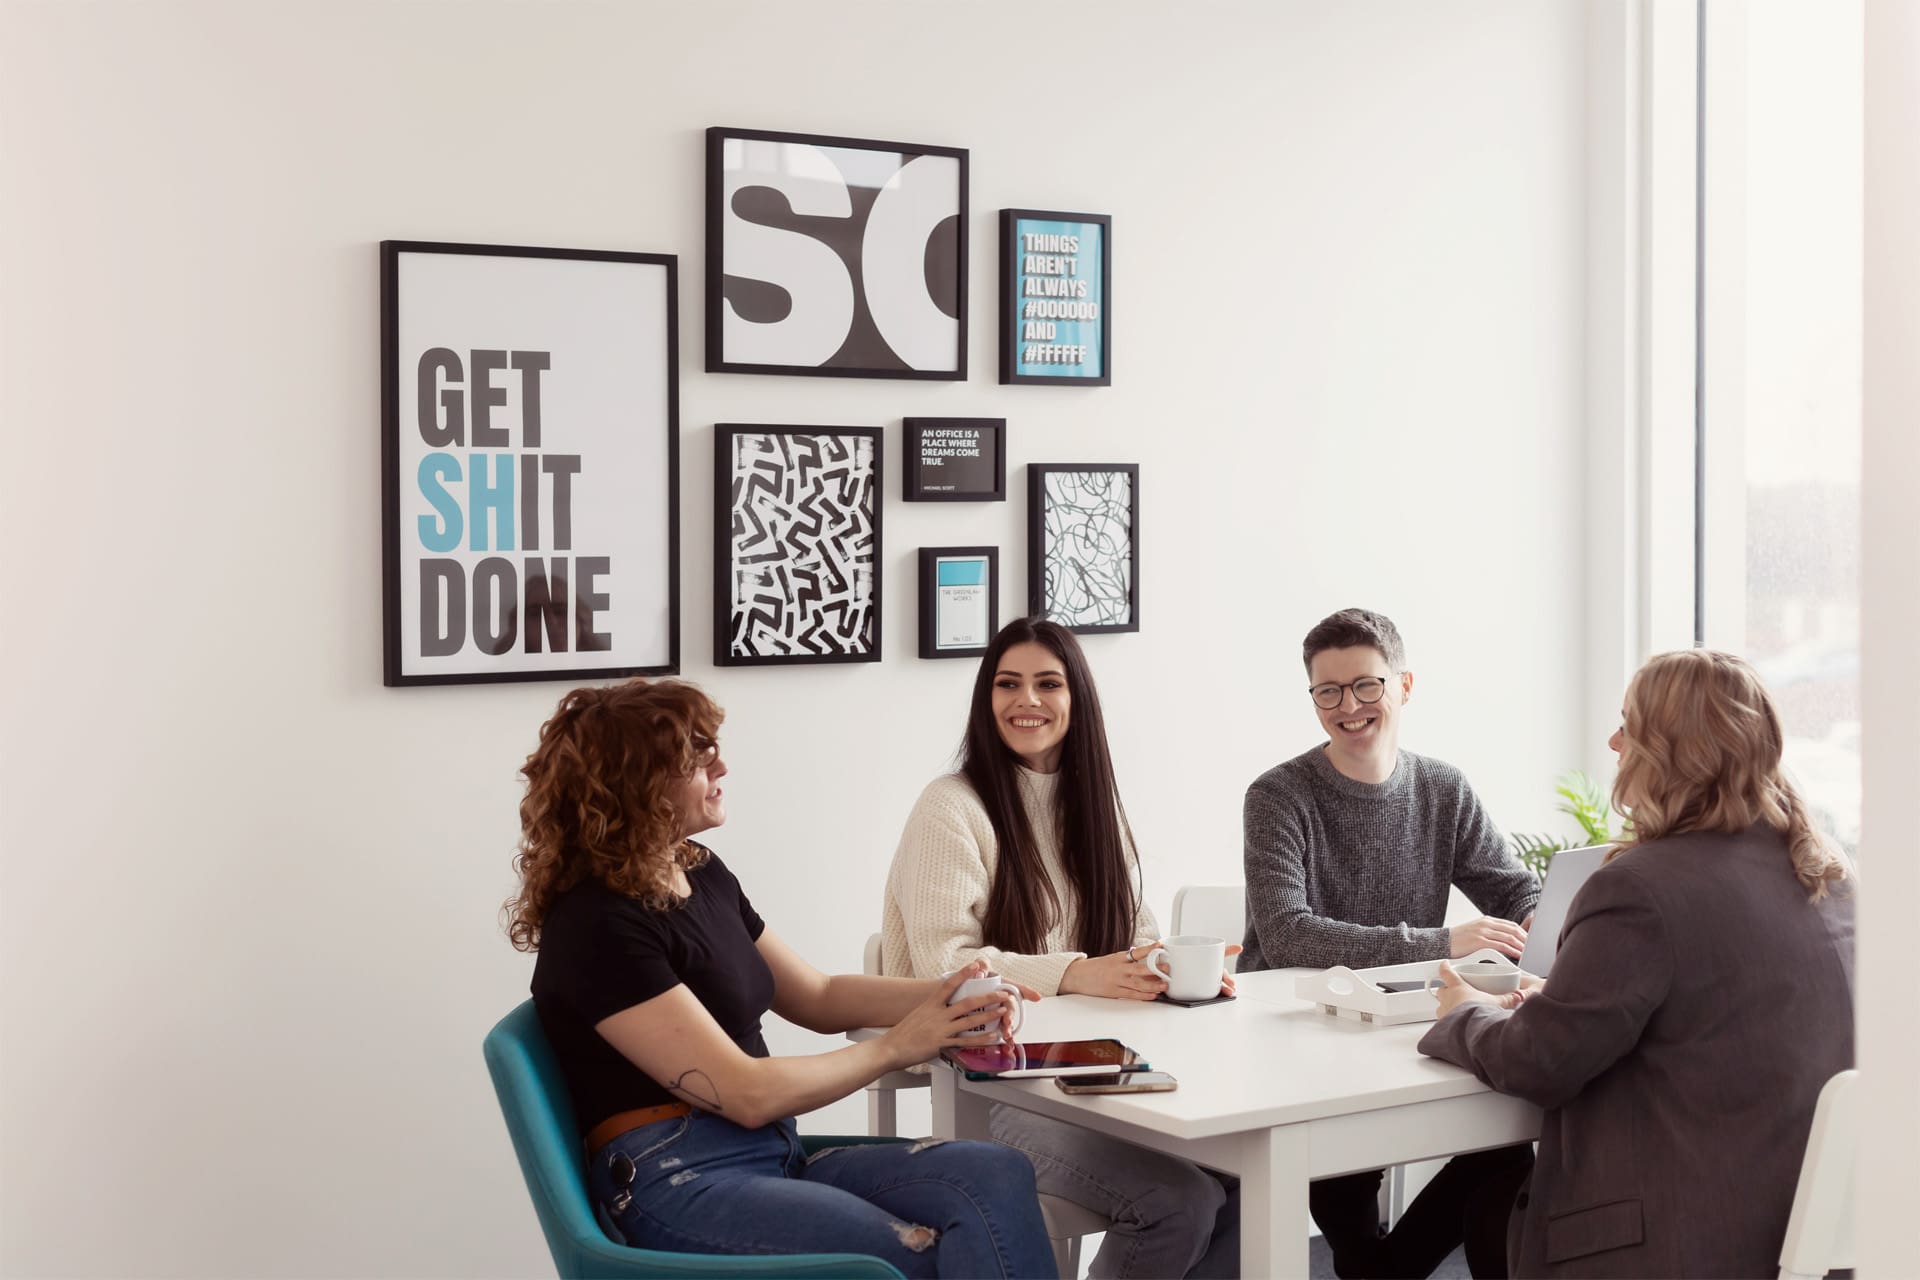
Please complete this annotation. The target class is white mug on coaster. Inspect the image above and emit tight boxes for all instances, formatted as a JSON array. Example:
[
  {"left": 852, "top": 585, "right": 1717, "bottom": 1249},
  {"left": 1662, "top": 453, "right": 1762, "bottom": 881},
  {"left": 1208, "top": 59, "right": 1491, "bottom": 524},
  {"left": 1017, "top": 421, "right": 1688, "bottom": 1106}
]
[
  {"left": 946, "top": 973, "right": 1025, "bottom": 1038},
  {"left": 1146, "top": 935, "right": 1227, "bottom": 1002}
]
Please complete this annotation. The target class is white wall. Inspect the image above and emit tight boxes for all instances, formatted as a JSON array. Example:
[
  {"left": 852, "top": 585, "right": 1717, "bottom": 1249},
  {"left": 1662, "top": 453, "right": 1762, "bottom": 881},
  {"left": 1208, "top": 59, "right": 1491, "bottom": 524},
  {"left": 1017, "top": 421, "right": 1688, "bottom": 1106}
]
[{"left": 0, "top": 2, "right": 1588, "bottom": 1275}]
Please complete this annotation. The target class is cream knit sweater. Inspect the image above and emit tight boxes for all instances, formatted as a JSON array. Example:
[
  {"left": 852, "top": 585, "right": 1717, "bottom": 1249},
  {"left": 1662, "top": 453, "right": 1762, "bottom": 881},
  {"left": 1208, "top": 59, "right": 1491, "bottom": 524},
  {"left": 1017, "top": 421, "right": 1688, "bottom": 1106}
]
[{"left": 880, "top": 769, "right": 1160, "bottom": 996}]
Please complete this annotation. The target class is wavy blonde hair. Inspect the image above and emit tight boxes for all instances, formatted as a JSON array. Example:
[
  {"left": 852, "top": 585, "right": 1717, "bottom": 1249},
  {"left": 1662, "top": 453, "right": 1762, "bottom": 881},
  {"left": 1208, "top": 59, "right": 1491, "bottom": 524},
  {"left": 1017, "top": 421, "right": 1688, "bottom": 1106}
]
[
  {"left": 504, "top": 679, "right": 723, "bottom": 952},
  {"left": 1610, "top": 649, "right": 1852, "bottom": 900}
]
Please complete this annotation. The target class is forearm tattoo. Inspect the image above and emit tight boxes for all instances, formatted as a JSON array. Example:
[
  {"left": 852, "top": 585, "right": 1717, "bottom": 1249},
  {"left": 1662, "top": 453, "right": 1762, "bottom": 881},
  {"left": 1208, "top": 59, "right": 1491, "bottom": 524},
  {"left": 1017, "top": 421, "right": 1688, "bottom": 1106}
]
[{"left": 665, "top": 1068, "right": 723, "bottom": 1112}]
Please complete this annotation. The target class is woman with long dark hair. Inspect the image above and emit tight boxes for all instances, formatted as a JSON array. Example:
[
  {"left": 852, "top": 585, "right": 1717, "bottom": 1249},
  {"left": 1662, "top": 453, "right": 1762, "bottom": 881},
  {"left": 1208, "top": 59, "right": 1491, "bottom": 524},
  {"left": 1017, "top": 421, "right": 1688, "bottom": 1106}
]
[
  {"left": 880, "top": 617, "right": 1239, "bottom": 1279},
  {"left": 508, "top": 677, "right": 1056, "bottom": 1278},
  {"left": 1421, "top": 649, "right": 1856, "bottom": 1276}
]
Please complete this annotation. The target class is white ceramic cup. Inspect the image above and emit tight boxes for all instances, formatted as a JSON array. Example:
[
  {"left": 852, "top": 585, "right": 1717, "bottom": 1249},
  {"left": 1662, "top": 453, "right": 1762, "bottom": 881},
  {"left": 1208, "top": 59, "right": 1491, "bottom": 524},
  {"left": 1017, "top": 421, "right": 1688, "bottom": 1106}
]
[
  {"left": 947, "top": 973, "right": 1025, "bottom": 1038},
  {"left": 1145, "top": 935, "right": 1227, "bottom": 1002}
]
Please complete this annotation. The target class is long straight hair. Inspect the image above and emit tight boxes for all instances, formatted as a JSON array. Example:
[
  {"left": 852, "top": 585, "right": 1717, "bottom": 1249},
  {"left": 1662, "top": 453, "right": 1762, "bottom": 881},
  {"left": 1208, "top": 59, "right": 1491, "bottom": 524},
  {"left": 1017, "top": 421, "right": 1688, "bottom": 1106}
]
[
  {"left": 960, "top": 617, "right": 1140, "bottom": 956},
  {"left": 1611, "top": 649, "right": 1853, "bottom": 900}
]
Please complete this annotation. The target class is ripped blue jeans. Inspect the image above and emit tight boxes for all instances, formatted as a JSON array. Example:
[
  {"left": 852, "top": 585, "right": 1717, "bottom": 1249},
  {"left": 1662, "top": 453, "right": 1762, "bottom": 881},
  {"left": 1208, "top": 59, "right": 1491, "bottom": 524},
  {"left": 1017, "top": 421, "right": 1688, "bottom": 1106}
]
[{"left": 588, "top": 1112, "right": 1057, "bottom": 1279}]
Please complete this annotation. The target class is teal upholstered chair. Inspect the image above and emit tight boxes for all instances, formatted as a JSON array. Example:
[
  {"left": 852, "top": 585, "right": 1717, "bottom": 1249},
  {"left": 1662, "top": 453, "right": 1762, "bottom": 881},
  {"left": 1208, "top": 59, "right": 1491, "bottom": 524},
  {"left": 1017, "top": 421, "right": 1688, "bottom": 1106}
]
[{"left": 483, "top": 1000, "right": 907, "bottom": 1279}]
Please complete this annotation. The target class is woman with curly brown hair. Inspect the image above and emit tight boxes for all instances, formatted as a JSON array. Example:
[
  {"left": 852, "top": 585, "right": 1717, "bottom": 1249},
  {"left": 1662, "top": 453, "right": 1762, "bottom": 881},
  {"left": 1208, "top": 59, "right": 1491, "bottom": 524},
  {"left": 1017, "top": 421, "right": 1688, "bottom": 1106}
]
[
  {"left": 506, "top": 677, "right": 1056, "bottom": 1279},
  {"left": 1420, "top": 649, "right": 1856, "bottom": 1277}
]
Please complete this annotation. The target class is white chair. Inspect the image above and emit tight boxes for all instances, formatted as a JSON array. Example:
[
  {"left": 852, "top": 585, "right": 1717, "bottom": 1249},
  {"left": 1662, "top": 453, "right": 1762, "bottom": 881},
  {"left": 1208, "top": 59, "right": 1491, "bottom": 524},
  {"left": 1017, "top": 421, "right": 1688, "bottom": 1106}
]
[
  {"left": 860, "top": 932, "right": 1111, "bottom": 1277},
  {"left": 1169, "top": 884, "right": 1245, "bottom": 970},
  {"left": 1778, "top": 1068, "right": 1859, "bottom": 1280}
]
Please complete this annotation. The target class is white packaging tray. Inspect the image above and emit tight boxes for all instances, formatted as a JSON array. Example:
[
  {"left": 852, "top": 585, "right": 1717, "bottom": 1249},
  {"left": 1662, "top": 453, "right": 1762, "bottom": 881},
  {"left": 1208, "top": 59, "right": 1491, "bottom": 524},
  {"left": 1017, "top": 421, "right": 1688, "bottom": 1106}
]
[{"left": 1293, "top": 948, "right": 1520, "bottom": 1026}]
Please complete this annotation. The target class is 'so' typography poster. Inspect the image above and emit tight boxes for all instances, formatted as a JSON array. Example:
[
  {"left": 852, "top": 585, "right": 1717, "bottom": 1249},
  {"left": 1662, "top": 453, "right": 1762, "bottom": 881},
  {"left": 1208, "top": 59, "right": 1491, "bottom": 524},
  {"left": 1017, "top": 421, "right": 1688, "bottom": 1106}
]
[{"left": 381, "top": 242, "right": 679, "bottom": 686}]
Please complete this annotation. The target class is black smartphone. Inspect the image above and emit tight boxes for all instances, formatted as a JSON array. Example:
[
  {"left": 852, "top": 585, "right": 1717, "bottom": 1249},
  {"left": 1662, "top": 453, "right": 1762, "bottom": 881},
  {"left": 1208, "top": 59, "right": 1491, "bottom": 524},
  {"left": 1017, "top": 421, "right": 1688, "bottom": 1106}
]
[
  {"left": 1055, "top": 1071, "right": 1178, "bottom": 1095},
  {"left": 1376, "top": 979, "right": 1432, "bottom": 994}
]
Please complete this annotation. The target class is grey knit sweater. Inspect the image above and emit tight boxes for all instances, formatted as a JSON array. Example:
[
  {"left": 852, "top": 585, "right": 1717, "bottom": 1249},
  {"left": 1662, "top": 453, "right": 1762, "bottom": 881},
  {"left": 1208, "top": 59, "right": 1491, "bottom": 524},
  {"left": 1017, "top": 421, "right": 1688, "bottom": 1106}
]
[{"left": 1239, "top": 746, "right": 1538, "bottom": 972}]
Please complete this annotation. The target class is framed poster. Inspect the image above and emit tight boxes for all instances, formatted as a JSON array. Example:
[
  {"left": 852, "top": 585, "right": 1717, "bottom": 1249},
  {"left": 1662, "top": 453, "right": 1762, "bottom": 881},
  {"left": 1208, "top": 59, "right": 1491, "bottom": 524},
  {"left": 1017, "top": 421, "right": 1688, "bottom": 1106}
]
[
  {"left": 380, "top": 241, "right": 679, "bottom": 687},
  {"left": 716, "top": 425, "right": 883, "bottom": 665},
  {"left": 1028, "top": 464, "right": 1138, "bottom": 634},
  {"left": 1000, "top": 209, "right": 1111, "bottom": 386},
  {"left": 903, "top": 418, "right": 1006, "bottom": 502},
  {"left": 918, "top": 547, "right": 999, "bottom": 660},
  {"left": 707, "top": 126, "right": 968, "bottom": 380}
]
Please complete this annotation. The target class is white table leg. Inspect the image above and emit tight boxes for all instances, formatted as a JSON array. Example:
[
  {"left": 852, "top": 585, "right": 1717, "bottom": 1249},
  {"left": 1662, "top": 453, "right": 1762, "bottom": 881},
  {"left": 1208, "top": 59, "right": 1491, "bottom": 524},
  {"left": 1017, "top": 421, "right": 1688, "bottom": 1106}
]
[
  {"left": 930, "top": 1066, "right": 992, "bottom": 1141},
  {"left": 1239, "top": 1125, "right": 1312, "bottom": 1279},
  {"left": 867, "top": 1086, "right": 898, "bottom": 1137}
]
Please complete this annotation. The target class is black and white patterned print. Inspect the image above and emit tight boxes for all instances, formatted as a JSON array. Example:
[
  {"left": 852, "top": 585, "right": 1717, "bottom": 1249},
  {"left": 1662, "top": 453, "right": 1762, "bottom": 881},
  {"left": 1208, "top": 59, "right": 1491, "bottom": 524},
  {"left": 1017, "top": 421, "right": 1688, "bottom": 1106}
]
[
  {"left": 728, "top": 432, "right": 878, "bottom": 657},
  {"left": 1040, "top": 470, "right": 1132, "bottom": 628}
]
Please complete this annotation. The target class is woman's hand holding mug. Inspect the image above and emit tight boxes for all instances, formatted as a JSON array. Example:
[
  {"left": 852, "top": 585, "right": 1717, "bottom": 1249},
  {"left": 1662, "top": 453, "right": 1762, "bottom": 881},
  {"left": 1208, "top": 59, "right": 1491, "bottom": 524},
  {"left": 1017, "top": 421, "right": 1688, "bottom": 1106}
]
[
  {"left": 1060, "top": 947, "right": 1166, "bottom": 1000},
  {"left": 883, "top": 962, "right": 1036, "bottom": 1067}
]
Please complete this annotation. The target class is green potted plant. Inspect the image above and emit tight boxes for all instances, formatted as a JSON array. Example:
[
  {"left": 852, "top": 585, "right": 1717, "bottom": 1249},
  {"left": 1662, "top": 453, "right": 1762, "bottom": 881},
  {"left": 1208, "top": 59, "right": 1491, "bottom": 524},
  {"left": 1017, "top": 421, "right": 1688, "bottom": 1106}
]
[{"left": 1511, "top": 770, "right": 1620, "bottom": 879}]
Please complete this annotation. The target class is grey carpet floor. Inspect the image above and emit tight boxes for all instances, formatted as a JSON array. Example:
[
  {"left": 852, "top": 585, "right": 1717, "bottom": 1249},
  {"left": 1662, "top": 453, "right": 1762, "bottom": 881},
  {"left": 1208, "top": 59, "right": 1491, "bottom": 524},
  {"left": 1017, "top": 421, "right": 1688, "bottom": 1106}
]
[{"left": 1305, "top": 1235, "right": 1470, "bottom": 1279}]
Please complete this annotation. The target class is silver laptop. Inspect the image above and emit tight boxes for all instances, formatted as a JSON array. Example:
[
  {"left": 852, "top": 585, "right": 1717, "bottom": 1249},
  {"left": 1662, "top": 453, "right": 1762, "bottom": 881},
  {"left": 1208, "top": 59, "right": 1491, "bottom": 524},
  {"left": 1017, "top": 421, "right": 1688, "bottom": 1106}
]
[{"left": 1517, "top": 844, "right": 1610, "bottom": 976}]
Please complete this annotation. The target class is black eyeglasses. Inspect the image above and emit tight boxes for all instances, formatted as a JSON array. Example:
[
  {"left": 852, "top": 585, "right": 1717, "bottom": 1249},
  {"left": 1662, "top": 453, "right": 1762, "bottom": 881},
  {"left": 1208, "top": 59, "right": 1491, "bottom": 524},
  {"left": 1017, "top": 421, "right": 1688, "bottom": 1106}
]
[
  {"left": 1308, "top": 676, "right": 1393, "bottom": 710},
  {"left": 690, "top": 737, "right": 719, "bottom": 768}
]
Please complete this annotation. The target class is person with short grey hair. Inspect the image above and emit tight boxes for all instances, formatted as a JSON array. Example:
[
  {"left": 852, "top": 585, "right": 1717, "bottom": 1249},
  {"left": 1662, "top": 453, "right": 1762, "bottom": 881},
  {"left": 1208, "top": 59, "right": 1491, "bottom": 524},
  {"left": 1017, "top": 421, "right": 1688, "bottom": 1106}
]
[{"left": 1240, "top": 607, "right": 1537, "bottom": 1278}]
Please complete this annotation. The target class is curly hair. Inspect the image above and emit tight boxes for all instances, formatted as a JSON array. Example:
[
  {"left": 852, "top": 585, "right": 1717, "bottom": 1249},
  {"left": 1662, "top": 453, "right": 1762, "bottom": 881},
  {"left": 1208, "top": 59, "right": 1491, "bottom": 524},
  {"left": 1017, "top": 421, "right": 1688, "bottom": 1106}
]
[
  {"left": 1611, "top": 649, "right": 1853, "bottom": 900},
  {"left": 504, "top": 678, "right": 724, "bottom": 951}
]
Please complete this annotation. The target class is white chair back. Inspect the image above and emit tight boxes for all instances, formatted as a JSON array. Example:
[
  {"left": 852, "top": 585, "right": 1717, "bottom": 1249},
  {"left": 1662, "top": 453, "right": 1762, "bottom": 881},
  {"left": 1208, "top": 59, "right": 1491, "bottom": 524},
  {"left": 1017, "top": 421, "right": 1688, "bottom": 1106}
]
[
  {"left": 1170, "top": 884, "right": 1245, "bottom": 971},
  {"left": 1777, "top": 1068, "right": 1859, "bottom": 1280}
]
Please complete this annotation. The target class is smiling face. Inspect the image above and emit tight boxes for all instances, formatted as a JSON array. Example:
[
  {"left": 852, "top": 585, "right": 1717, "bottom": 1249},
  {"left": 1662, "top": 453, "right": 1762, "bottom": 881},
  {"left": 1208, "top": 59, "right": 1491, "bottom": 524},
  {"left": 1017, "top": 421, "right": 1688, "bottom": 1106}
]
[
  {"left": 991, "top": 641, "right": 1073, "bottom": 773},
  {"left": 671, "top": 737, "right": 728, "bottom": 842},
  {"left": 1308, "top": 645, "right": 1412, "bottom": 783}
]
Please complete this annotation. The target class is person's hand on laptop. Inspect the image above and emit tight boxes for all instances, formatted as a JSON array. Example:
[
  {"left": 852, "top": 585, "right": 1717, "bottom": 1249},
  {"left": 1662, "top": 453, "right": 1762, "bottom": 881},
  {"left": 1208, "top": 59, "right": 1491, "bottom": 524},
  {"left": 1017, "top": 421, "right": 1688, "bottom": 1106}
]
[
  {"left": 1430, "top": 959, "right": 1533, "bottom": 1017},
  {"left": 1449, "top": 916, "right": 1528, "bottom": 959}
]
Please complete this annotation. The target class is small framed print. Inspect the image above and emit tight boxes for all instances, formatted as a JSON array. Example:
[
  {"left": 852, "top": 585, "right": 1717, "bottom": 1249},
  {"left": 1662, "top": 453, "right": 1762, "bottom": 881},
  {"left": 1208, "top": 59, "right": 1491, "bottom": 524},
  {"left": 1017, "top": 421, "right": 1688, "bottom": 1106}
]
[
  {"left": 1028, "top": 463, "right": 1138, "bottom": 634},
  {"left": 708, "top": 126, "right": 968, "bottom": 380},
  {"left": 919, "top": 547, "right": 999, "bottom": 659},
  {"left": 903, "top": 418, "right": 1006, "bottom": 502},
  {"left": 1000, "top": 209, "right": 1111, "bottom": 386},
  {"left": 715, "top": 424, "right": 883, "bottom": 666}
]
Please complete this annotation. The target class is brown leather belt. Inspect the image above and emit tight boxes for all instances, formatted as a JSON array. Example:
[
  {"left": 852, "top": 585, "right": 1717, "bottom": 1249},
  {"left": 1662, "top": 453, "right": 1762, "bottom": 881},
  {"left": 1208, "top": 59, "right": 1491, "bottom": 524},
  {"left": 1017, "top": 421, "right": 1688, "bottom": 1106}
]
[{"left": 584, "top": 1102, "right": 694, "bottom": 1156}]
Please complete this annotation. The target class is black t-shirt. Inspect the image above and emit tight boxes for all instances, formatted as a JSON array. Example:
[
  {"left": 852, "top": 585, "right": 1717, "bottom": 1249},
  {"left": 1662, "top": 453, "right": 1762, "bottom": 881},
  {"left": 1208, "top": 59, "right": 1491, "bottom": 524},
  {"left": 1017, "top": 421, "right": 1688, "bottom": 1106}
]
[{"left": 530, "top": 851, "right": 772, "bottom": 1132}]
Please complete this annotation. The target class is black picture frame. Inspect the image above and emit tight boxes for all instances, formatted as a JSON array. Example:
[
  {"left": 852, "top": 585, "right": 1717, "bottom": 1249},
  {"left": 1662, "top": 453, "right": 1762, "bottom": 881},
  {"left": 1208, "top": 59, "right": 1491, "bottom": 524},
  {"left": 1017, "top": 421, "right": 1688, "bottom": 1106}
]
[
  {"left": 1000, "top": 209, "right": 1111, "bottom": 387},
  {"left": 1027, "top": 463, "right": 1139, "bottom": 634},
  {"left": 380, "top": 240, "right": 680, "bottom": 687},
  {"left": 715, "top": 424, "right": 884, "bottom": 665},
  {"left": 918, "top": 547, "right": 1000, "bottom": 660},
  {"left": 707, "top": 126, "right": 969, "bottom": 380},
  {"left": 903, "top": 418, "right": 1006, "bottom": 502}
]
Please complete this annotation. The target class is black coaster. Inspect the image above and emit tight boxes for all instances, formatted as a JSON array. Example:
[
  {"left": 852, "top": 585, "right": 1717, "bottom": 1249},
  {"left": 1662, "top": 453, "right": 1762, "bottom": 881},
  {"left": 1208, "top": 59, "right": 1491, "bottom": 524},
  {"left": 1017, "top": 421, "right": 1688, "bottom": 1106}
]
[{"left": 1155, "top": 991, "right": 1237, "bottom": 1009}]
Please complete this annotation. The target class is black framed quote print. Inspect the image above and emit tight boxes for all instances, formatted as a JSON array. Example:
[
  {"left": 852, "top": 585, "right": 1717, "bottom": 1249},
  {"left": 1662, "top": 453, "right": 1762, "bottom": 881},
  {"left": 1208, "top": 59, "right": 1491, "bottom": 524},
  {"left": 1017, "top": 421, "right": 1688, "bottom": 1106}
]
[
  {"left": 715, "top": 425, "right": 883, "bottom": 665},
  {"left": 1000, "top": 209, "right": 1110, "bottom": 386},
  {"left": 707, "top": 127, "right": 968, "bottom": 379},
  {"left": 918, "top": 547, "right": 999, "bottom": 660},
  {"left": 380, "top": 241, "right": 679, "bottom": 686},
  {"left": 903, "top": 418, "right": 1006, "bottom": 501},
  {"left": 1028, "top": 463, "right": 1138, "bottom": 634}
]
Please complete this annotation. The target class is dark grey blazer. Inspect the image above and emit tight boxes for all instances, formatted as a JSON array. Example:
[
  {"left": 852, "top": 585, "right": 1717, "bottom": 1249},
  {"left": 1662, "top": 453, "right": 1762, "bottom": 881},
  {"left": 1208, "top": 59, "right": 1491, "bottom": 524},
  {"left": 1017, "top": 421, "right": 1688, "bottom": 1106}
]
[{"left": 1419, "top": 824, "right": 1855, "bottom": 1278}]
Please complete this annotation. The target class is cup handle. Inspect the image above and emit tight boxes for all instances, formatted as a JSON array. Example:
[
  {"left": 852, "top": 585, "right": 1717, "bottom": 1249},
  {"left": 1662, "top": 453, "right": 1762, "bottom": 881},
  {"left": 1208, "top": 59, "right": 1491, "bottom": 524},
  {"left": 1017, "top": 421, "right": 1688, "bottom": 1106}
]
[
  {"left": 1146, "top": 947, "right": 1171, "bottom": 982},
  {"left": 997, "top": 980, "right": 1025, "bottom": 1035},
  {"left": 1424, "top": 973, "right": 1446, "bottom": 1000}
]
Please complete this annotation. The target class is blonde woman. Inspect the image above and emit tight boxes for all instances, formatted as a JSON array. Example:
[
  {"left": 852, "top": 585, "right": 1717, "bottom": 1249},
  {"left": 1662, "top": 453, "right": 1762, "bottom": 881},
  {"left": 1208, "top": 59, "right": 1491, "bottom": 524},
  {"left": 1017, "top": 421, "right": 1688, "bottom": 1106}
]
[{"left": 1422, "top": 649, "right": 1855, "bottom": 1278}]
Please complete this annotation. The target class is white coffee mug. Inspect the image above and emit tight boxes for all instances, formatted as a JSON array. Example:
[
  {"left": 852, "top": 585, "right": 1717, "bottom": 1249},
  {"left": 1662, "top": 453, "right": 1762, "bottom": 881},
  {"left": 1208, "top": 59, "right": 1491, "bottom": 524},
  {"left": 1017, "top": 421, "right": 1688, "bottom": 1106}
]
[
  {"left": 1145, "top": 935, "right": 1227, "bottom": 1002},
  {"left": 947, "top": 973, "right": 1025, "bottom": 1038}
]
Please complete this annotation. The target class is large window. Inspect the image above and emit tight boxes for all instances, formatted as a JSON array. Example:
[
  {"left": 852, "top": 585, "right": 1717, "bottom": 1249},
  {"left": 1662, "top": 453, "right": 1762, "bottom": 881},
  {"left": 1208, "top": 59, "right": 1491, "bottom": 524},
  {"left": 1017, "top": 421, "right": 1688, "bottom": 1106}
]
[{"left": 1701, "top": 0, "right": 1863, "bottom": 850}]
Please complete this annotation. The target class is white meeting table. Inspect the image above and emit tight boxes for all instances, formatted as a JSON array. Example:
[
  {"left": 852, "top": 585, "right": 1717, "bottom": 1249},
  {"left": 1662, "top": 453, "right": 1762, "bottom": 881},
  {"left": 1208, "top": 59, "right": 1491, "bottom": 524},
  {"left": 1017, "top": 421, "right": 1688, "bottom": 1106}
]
[{"left": 927, "top": 968, "right": 1541, "bottom": 1279}]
